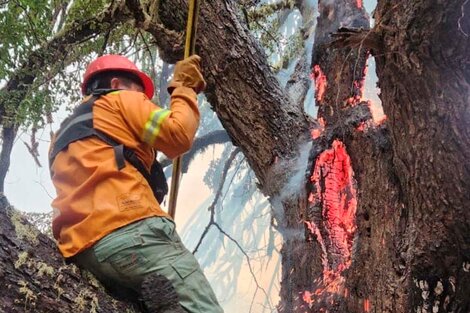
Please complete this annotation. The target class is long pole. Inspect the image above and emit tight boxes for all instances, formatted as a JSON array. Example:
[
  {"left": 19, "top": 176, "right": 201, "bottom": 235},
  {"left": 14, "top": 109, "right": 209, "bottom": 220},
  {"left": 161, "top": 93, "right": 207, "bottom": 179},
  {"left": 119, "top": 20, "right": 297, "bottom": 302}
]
[{"left": 168, "top": 0, "right": 201, "bottom": 220}]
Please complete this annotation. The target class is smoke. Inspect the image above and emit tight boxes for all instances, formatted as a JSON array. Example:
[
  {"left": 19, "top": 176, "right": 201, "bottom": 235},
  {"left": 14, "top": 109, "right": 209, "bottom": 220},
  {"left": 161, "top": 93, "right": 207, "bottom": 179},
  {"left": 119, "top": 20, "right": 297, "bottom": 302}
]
[
  {"left": 277, "top": 141, "right": 313, "bottom": 201},
  {"left": 268, "top": 140, "right": 312, "bottom": 236}
]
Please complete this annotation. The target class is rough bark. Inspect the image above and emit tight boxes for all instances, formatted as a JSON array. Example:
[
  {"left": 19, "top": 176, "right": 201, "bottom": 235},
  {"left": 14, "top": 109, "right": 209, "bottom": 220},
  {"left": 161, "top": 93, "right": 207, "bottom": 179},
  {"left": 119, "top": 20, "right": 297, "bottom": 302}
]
[
  {"left": 370, "top": 1, "right": 470, "bottom": 311},
  {"left": 156, "top": 0, "right": 311, "bottom": 189},
  {"left": 0, "top": 196, "right": 137, "bottom": 312}
]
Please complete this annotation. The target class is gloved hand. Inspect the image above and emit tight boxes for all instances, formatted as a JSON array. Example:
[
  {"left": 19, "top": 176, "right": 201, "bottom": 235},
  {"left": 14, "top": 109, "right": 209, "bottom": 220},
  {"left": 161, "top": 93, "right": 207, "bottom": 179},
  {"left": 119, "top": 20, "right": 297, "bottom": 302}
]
[{"left": 167, "top": 55, "right": 206, "bottom": 94}]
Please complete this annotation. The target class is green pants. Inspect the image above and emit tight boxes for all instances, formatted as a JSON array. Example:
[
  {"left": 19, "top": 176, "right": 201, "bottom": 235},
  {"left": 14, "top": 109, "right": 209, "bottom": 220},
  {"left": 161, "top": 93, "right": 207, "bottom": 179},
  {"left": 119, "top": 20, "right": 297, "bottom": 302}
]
[{"left": 73, "top": 217, "right": 223, "bottom": 313}]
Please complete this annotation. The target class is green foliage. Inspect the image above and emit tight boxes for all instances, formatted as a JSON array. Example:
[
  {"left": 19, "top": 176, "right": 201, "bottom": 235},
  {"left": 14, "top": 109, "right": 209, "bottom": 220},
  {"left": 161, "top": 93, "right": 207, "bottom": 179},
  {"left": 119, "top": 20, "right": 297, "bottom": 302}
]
[
  {"left": 245, "top": 1, "right": 304, "bottom": 72},
  {"left": 0, "top": 1, "right": 149, "bottom": 129},
  {"left": 0, "top": 0, "right": 64, "bottom": 75},
  {"left": 66, "top": 0, "right": 108, "bottom": 22}
]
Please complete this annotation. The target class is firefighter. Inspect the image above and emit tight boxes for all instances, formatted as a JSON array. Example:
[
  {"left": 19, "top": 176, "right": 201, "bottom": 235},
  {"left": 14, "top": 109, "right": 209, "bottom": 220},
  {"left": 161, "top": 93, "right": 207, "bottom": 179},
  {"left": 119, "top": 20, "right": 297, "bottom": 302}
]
[{"left": 49, "top": 54, "right": 223, "bottom": 313}]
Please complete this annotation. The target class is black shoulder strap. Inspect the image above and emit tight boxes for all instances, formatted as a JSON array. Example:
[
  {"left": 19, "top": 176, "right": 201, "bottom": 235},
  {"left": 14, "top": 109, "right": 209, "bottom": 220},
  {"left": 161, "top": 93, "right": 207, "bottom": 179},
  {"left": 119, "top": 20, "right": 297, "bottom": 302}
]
[
  {"left": 49, "top": 89, "right": 120, "bottom": 167},
  {"left": 49, "top": 89, "right": 168, "bottom": 203}
]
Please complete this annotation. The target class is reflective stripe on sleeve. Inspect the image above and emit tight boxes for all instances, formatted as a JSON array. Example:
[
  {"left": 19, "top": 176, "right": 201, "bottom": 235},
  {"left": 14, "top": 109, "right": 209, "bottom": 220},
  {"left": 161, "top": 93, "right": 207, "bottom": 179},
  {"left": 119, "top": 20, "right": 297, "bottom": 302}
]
[{"left": 143, "top": 109, "right": 171, "bottom": 145}]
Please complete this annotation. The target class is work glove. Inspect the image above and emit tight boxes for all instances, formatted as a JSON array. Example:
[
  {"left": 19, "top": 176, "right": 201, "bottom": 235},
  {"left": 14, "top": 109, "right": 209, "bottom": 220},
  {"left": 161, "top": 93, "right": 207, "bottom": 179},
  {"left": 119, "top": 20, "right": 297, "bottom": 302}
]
[{"left": 167, "top": 55, "right": 206, "bottom": 94}]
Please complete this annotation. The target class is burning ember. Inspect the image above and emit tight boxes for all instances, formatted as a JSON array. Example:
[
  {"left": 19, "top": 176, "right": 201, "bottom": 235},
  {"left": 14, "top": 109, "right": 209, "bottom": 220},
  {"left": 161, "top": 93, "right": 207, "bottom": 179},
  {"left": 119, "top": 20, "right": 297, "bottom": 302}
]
[
  {"left": 312, "top": 65, "right": 328, "bottom": 103},
  {"left": 311, "top": 117, "right": 326, "bottom": 139},
  {"left": 303, "top": 291, "right": 314, "bottom": 305},
  {"left": 347, "top": 56, "right": 368, "bottom": 106},
  {"left": 303, "top": 140, "right": 358, "bottom": 308}
]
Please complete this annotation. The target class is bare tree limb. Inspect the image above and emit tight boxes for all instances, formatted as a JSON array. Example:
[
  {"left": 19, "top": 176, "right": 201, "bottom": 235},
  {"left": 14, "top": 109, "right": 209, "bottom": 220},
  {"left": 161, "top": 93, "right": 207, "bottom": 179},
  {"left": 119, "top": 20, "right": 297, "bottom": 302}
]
[
  {"left": 125, "top": 0, "right": 184, "bottom": 63},
  {"left": 192, "top": 147, "right": 241, "bottom": 254},
  {"left": 160, "top": 130, "right": 231, "bottom": 171},
  {"left": 190, "top": 147, "right": 274, "bottom": 311},
  {"left": 23, "top": 127, "right": 42, "bottom": 168}
]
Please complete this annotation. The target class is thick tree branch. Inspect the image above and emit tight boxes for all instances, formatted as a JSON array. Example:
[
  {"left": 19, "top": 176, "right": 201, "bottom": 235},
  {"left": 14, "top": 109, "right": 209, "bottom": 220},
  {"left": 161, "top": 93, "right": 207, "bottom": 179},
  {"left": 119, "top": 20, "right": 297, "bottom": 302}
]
[
  {"left": 125, "top": 0, "right": 184, "bottom": 63},
  {"left": 154, "top": 0, "right": 310, "bottom": 192},
  {"left": 0, "top": 195, "right": 137, "bottom": 312}
]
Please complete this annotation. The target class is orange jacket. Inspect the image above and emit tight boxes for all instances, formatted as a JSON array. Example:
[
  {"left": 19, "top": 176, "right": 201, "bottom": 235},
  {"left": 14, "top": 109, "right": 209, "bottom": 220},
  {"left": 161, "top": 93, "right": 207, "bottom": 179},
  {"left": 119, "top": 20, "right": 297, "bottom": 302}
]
[{"left": 50, "top": 87, "right": 199, "bottom": 258}]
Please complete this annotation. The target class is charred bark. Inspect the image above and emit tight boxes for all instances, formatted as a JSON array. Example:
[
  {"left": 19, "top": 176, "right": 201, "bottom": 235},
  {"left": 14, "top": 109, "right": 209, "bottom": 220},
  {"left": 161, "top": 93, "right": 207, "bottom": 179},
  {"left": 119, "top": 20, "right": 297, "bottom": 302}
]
[
  {"left": 371, "top": 1, "right": 470, "bottom": 311},
  {"left": 295, "top": 0, "right": 470, "bottom": 312}
]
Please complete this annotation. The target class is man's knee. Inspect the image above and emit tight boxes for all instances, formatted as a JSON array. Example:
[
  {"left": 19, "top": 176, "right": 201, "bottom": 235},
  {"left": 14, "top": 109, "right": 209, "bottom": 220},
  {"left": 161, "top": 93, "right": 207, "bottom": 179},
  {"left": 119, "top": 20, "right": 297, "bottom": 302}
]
[{"left": 141, "top": 272, "right": 187, "bottom": 313}]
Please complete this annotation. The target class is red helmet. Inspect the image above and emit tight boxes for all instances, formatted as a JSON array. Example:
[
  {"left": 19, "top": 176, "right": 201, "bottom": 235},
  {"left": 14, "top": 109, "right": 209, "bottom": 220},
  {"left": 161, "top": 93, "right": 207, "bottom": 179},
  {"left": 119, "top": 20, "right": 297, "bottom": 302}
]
[{"left": 81, "top": 55, "right": 154, "bottom": 99}]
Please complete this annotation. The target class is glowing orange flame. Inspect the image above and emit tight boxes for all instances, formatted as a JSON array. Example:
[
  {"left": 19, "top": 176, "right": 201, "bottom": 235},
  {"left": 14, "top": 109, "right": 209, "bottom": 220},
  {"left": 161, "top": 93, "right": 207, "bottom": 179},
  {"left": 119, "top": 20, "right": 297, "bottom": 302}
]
[
  {"left": 356, "top": 122, "right": 366, "bottom": 132},
  {"left": 364, "top": 298, "right": 370, "bottom": 312},
  {"left": 304, "top": 140, "right": 358, "bottom": 307},
  {"left": 303, "top": 291, "right": 313, "bottom": 305},
  {"left": 311, "top": 129, "right": 323, "bottom": 139},
  {"left": 312, "top": 65, "right": 328, "bottom": 102}
]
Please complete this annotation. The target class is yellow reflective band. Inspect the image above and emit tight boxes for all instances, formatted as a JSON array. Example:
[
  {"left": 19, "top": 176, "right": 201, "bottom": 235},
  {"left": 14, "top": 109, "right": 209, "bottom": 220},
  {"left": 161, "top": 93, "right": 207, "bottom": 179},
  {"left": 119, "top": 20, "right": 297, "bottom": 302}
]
[{"left": 143, "top": 109, "right": 171, "bottom": 145}]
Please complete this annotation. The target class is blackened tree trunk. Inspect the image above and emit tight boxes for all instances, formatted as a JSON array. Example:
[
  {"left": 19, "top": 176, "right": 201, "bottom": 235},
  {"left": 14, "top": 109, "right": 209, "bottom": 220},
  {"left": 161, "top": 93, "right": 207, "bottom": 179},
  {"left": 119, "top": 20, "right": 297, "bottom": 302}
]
[{"left": 368, "top": 1, "right": 470, "bottom": 311}]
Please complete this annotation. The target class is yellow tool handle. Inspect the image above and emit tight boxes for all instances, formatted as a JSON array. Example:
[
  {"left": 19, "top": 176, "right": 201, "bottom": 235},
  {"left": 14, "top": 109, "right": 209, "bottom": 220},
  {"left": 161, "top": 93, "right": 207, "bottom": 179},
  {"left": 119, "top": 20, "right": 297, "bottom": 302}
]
[{"left": 168, "top": 0, "right": 201, "bottom": 220}]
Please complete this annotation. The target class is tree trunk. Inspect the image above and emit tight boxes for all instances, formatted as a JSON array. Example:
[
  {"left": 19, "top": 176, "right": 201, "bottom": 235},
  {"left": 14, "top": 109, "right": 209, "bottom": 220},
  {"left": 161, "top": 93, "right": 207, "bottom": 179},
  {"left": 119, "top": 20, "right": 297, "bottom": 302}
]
[
  {"left": 0, "top": 196, "right": 137, "bottom": 312},
  {"left": 369, "top": 1, "right": 470, "bottom": 311},
  {"left": 287, "top": 0, "right": 470, "bottom": 312}
]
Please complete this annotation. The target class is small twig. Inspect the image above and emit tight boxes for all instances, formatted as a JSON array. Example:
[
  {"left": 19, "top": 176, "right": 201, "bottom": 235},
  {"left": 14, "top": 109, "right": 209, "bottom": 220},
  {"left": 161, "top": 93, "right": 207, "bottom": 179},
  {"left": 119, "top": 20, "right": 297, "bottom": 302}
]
[
  {"left": 99, "top": 28, "right": 112, "bottom": 56},
  {"left": 139, "top": 30, "right": 157, "bottom": 89},
  {"left": 119, "top": 31, "right": 139, "bottom": 55},
  {"left": 458, "top": 0, "right": 469, "bottom": 37},
  {"left": 12, "top": 0, "right": 42, "bottom": 45},
  {"left": 192, "top": 148, "right": 241, "bottom": 254},
  {"left": 330, "top": 27, "right": 381, "bottom": 53},
  {"left": 34, "top": 179, "right": 54, "bottom": 200},
  {"left": 213, "top": 222, "right": 274, "bottom": 311}
]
